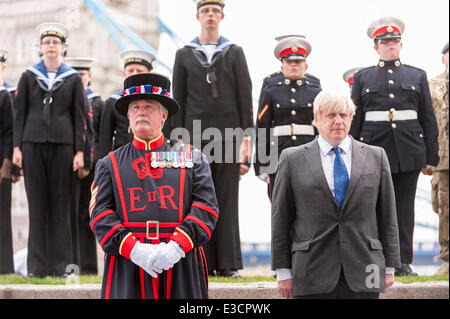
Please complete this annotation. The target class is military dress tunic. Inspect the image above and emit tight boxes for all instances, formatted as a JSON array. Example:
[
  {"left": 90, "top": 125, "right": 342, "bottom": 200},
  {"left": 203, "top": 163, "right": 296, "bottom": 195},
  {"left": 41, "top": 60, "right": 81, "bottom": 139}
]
[
  {"left": 90, "top": 134, "right": 219, "bottom": 299},
  {"left": 255, "top": 72, "right": 321, "bottom": 198},
  {"left": 350, "top": 59, "right": 439, "bottom": 173}
]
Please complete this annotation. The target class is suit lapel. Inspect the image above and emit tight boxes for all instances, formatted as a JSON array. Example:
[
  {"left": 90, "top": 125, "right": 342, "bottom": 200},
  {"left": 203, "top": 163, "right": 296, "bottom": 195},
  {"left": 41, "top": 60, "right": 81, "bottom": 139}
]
[
  {"left": 303, "top": 140, "right": 338, "bottom": 206},
  {"left": 341, "top": 139, "right": 367, "bottom": 211}
]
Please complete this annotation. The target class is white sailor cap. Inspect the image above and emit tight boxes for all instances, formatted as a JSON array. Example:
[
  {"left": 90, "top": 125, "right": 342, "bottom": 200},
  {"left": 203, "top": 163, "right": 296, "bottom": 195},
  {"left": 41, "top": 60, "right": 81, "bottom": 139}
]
[
  {"left": 36, "top": 22, "right": 69, "bottom": 43},
  {"left": 367, "top": 16, "right": 405, "bottom": 40},
  {"left": 274, "top": 37, "right": 311, "bottom": 61},
  {"left": 0, "top": 49, "right": 7, "bottom": 62},
  {"left": 120, "top": 49, "right": 155, "bottom": 71},
  {"left": 65, "top": 57, "right": 96, "bottom": 70},
  {"left": 342, "top": 67, "right": 363, "bottom": 85}
]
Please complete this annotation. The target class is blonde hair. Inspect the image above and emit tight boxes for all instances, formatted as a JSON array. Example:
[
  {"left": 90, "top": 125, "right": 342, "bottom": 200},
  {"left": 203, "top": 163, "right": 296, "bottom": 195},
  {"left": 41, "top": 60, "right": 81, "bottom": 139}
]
[{"left": 313, "top": 91, "right": 355, "bottom": 120}]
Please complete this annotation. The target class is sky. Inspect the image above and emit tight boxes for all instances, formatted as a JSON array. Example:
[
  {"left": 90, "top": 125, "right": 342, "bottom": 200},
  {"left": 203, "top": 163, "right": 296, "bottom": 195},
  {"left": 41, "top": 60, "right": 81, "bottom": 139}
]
[{"left": 155, "top": 0, "right": 448, "bottom": 243}]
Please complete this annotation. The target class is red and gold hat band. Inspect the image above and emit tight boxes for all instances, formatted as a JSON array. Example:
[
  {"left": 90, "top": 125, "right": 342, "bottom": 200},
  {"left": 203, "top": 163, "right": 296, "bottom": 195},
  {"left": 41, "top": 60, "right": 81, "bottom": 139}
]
[
  {"left": 372, "top": 25, "right": 401, "bottom": 38},
  {"left": 279, "top": 47, "right": 307, "bottom": 59}
]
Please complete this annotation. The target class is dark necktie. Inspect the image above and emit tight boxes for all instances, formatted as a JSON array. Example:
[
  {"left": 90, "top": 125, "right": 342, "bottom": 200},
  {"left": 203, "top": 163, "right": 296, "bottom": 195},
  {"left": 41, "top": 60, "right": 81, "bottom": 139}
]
[{"left": 333, "top": 147, "right": 349, "bottom": 210}]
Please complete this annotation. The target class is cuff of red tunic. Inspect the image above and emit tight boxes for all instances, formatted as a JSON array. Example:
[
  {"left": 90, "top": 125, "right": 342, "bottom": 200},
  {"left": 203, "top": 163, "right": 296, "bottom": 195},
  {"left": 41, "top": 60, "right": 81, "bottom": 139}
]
[
  {"left": 170, "top": 227, "right": 194, "bottom": 254},
  {"left": 119, "top": 233, "right": 139, "bottom": 260}
]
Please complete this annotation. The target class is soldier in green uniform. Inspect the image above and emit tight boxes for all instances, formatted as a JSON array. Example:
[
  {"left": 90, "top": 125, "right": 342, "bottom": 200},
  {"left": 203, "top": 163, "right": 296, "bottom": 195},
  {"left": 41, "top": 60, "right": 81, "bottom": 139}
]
[{"left": 423, "top": 42, "right": 449, "bottom": 276}]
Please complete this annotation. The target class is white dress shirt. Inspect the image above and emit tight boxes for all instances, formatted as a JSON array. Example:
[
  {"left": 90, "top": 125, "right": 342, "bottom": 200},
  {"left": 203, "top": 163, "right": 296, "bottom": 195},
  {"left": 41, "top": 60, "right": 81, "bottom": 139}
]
[{"left": 276, "top": 135, "right": 394, "bottom": 282}]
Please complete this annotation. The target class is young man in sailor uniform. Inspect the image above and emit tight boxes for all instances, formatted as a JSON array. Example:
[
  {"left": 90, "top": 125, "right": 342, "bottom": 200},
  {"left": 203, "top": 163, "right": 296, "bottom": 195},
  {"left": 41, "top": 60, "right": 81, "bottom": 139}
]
[
  {"left": 90, "top": 73, "right": 219, "bottom": 299},
  {"left": 13, "top": 22, "right": 86, "bottom": 277},
  {"left": 97, "top": 49, "right": 155, "bottom": 159},
  {"left": 254, "top": 36, "right": 322, "bottom": 200},
  {"left": 66, "top": 57, "right": 103, "bottom": 274},
  {"left": 172, "top": 0, "right": 253, "bottom": 278},
  {"left": 349, "top": 17, "right": 440, "bottom": 276}
]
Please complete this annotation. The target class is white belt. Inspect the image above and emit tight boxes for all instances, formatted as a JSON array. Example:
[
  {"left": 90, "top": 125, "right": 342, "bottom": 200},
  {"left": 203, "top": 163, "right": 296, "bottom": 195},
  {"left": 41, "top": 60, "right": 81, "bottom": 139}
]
[
  {"left": 365, "top": 109, "right": 418, "bottom": 122},
  {"left": 273, "top": 124, "right": 315, "bottom": 136}
]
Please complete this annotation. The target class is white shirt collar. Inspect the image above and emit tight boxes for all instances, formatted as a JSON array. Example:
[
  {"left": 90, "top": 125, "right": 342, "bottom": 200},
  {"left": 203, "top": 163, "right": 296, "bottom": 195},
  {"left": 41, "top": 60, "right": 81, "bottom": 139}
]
[{"left": 318, "top": 135, "right": 352, "bottom": 157}]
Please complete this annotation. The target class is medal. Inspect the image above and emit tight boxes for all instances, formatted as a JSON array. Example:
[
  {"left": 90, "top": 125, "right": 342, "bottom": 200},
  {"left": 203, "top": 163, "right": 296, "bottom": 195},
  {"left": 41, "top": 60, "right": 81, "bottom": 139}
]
[
  {"left": 165, "top": 152, "right": 173, "bottom": 168},
  {"left": 151, "top": 152, "right": 159, "bottom": 168},
  {"left": 158, "top": 153, "right": 166, "bottom": 168},
  {"left": 185, "top": 152, "right": 193, "bottom": 168},
  {"left": 172, "top": 152, "right": 180, "bottom": 168},
  {"left": 180, "top": 152, "right": 186, "bottom": 168}
]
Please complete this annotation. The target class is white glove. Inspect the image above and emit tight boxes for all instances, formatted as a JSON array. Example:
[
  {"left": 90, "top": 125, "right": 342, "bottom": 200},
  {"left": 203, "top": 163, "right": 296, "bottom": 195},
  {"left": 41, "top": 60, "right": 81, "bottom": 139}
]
[
  {"left": 152, "top": 241, "right": 185, "bottom": 271},
  {"left": 129, "top": 242, "right": 163, "bottom": 278}
]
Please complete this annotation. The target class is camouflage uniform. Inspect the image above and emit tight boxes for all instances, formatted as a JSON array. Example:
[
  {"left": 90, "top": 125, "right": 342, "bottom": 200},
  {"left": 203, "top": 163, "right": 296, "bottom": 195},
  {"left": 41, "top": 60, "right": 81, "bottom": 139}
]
[{"left": 429, "top": 69, "right": 449, "bottom": 274}]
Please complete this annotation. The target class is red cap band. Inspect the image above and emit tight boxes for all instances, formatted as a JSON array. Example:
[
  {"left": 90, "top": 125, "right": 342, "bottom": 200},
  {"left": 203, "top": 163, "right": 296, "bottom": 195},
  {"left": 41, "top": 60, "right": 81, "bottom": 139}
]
[
  {"left": 373, "top": 25, "right": 401, "bottom": 38},
  {"left": 280, "top": 47, "right": 307, "bottom": 59}
]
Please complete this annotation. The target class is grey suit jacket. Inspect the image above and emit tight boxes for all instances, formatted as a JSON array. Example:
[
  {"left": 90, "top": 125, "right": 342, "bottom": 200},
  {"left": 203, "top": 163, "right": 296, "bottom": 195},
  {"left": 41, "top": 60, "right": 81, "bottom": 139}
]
[{"left": 271, "top": 137, "right": 401, "bottom": 296}]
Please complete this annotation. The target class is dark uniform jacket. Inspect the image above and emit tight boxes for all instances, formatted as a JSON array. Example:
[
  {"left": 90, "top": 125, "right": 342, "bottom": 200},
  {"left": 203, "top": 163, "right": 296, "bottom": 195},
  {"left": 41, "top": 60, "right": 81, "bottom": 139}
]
[
  {"left": 172, "top": 37, "right": 253, "bottom": 143},
  {"left": 14, "top": 61, "right": 86, "bottom": 151},
  {"left": 350, "top": 59, "right": 439, "bottom": 174},
  {"left": 98, "top": 92, "right": 133, "bottom": 158},
  {"left": 87, "top": 88, "right": 105, "bottom": 166},
  {"left": 0, "top": 87, "right": 13, "bottom": 162},
  {"left": 90, "top": 134, "right": 219, "bottom": 299},
  {"left": 254, "top": 72, "right": 322, "bottom": 176}
]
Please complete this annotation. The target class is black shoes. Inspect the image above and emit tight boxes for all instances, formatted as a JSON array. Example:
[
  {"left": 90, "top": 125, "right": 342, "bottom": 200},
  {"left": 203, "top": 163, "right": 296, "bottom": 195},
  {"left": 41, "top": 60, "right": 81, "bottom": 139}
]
[
  {"left": 395, "top": 264, "right": 418, "bottom": 276},
  {"left": 208, "top": 269, "right": 241, "bottom": 278}
]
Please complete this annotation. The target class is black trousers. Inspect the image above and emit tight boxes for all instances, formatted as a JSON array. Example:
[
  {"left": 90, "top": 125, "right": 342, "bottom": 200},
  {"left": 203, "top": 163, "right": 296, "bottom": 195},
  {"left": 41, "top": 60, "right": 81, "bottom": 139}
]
[
  {"left": 78, "top": 170, "right": 98, "bottom": 274},
  {"left": 392, "top": 169, "right": 421, "bottom": 264},
  {"left": 203, "top": 161, "right": 242, "bottom": 272},
  {"left": 22, "top": 142, "right": 74, "bottom": 276},
  {"left": 0, "top": 180, "right": 14, "bottom": 274},
  {"left": 296, "top": 269, "right": 380, "bottom": 299}
]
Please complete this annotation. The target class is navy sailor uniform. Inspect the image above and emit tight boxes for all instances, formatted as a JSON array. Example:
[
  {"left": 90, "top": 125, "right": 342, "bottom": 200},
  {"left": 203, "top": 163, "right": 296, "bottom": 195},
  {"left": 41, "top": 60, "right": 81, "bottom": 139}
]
[
  {"left": 90, "top": 134, "right": 219, "bottom": 299},
  {"left": 14, "top": 60, "right": 86, "bottom": 276}
]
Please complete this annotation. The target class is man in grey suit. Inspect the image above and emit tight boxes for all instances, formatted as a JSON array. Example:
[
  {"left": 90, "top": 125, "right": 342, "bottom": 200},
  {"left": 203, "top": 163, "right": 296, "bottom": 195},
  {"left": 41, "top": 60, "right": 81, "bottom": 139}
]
[{"left": 272, "top": 91, "right": 401, "bottom": 299}]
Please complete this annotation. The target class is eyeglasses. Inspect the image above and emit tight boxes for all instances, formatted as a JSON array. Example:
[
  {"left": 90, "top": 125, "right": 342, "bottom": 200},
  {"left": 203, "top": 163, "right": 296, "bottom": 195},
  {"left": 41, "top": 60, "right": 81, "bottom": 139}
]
[
  {"left": 41, "top": 40, "right": 63, "bottom": 46},
  {"left": 378, "top": 37, "right": 401, "bottom": 45},
  {"left": 198, "top": 8, "right": 223, "bottom": 15}
]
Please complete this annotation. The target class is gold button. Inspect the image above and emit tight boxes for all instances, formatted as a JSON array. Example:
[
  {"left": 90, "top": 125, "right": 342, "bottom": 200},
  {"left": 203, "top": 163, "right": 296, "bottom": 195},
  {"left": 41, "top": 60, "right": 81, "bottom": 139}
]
[
  {"left": 392, "top": 123, "right": 397, "bottom": 128},
  {"left": 297, "top": 80, "right": 303, "bottom": 86},
  {"left": 291, "top": 88, "right": 296, "bottom": 93},
  {"left": 388, "top": 69, "right": 393, "bottom": 74},
  {"left": 379, "top": 61, "right": 385, "bottom": 67},
  {"left": 419, "top": 133, "right": 423, "bottom": 138},
  {"left": 389, "top": 80, "right": 394, "bottom": 84},
  {"left": 389, "top": 93, "right": 395, "bottom": 99},
  {"left": 390, "top": 108, "right": 395, "bottom": 113},
  {"left": 291, "top": 110, "right": 296, "bottom": 115},
  {"left": 306, "top": 81, "right": 310, "bottom": 84},
  {"left": 278, "top": 82, "right": 282, "bottom": 85},
  {"left": 360, "top": 137, "right": 364, "bottom": 141},
  {"left": 308, "top": 103, "right": 312, "bottom": 107},
  {"left": 291, "top": 99, "right": 296, "bottom": 104},
  {"left": 285, "top": 79, "right": 291, "bottom": 85},
  {"left": 412, "top": 86, "right": 416, "bottom": 90},
  {"left": 395, "top": 60, "right": 400, "bottom": 67},
  {"left": 292, "top": 136, "right": 297, "bottom": 141},
  {"left": 276, "top": 104, "right": 280, "bottom": 108},
  {"left": 366, "top": 88, "right": 370, "bottom": 93}
]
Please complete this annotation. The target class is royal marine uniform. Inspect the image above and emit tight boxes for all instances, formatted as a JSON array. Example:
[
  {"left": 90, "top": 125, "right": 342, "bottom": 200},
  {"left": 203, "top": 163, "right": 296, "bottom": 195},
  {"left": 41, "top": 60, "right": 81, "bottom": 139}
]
[
  {"left": 90, "top": 73, "right": 219, "bottom": 299},
  {"left": 349, "top": 17, "right": 439, "bottom": 275},
  {"left": 98, "top": 50, "right": 155, "bottom": 159},
  {"left": 429, "top": 42, "right": 449, "bottom": 276},
  {"left": 0, "top": 79, "right": 14, "bottom": 274},
  {"left": 254, "top": 36, "right": 321, "bottom": 199},
  {"left": 14, "top": 23, "right": 87, "bottom": 277},
  {"left": 343, "top": 67, "right": 363, "bottom": 91}
]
